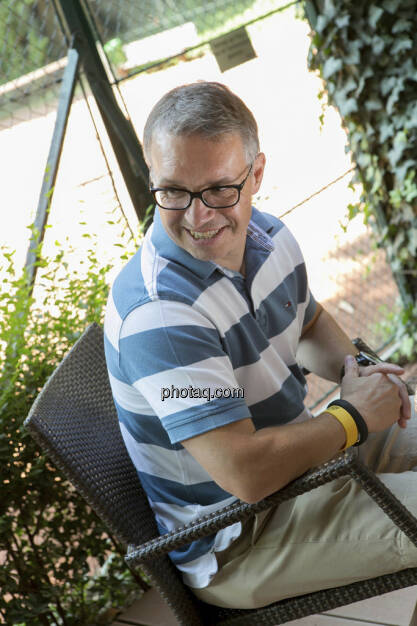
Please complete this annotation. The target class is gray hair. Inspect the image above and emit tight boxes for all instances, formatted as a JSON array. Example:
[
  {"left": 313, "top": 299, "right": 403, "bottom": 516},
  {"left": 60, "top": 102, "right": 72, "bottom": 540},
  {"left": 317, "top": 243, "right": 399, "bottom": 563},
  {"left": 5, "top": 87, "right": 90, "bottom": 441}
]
[{"left": 143, "top": 82, "right": 260, "bottom": 164}]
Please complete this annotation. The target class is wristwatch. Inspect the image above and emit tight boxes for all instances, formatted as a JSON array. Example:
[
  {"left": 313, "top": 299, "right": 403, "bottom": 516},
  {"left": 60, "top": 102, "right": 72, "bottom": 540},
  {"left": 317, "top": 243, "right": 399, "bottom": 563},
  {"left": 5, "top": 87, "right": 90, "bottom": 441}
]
[
  {"left": 355, "top": 350, "right": 382, "bottom": 367},
  {"left": 340, "top": 349, "right": 382, "bottom": 381}
]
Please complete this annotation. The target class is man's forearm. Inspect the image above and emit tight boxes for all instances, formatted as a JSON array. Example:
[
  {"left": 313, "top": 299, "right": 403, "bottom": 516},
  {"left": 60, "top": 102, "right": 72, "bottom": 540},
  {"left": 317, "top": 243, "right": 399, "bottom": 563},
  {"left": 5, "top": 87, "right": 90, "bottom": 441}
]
[
  {"left": 296, "top": 305, "right": 358, "bottom": 382},
  {"left": 183, "top": 412, "right": 347, "bottom": 503}
]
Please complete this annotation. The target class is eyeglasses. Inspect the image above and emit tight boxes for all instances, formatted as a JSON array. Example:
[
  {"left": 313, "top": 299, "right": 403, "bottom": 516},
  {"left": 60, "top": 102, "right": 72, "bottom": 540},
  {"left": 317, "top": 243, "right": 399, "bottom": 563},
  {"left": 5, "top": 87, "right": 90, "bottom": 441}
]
[{"left": 150, "top": 163, "right": 253, "bottom": 210}]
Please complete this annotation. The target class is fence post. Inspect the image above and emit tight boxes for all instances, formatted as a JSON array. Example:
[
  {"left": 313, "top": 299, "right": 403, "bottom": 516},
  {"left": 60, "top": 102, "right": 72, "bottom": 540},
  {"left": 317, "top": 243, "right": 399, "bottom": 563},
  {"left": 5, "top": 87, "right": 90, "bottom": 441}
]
[
  {"left": 25, "top": 46, "right": 80, "bottom": 291},
  {"left": 53, "top": 0, "right": 154, "bottom": 224}
]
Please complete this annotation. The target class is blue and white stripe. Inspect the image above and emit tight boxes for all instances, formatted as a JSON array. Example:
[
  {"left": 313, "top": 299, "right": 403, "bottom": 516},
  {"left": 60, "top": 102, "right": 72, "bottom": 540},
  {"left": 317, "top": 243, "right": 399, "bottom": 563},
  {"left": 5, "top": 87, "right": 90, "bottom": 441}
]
[{"left": 104, "top": 207, "right": 316, "bottom": 588}]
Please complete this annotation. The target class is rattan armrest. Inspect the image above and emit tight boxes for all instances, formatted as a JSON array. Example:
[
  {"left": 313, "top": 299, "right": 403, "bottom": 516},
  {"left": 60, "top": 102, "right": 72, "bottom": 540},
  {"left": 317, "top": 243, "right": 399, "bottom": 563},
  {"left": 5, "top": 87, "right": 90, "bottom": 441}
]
[
  {"left": 126, "top": 449, "right": 417, "bottom": 565},
  {"left": 126, "top": 451, "right": 356, "bottom": 564}
]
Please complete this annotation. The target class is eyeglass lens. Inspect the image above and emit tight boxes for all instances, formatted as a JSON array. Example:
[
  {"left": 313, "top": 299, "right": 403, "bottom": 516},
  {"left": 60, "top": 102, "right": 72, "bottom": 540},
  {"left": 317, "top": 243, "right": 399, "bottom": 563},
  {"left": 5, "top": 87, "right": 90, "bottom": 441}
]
[{"left": 155, "top": 187, "right": 239, "bottom": 210}]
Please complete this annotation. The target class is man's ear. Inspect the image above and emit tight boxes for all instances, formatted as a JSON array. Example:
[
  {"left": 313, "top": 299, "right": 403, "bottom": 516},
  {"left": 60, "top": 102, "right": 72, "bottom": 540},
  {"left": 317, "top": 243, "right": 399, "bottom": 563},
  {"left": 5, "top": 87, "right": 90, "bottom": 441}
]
[{"left": 252, "top": 152, "right": 266, "bottom": 194}]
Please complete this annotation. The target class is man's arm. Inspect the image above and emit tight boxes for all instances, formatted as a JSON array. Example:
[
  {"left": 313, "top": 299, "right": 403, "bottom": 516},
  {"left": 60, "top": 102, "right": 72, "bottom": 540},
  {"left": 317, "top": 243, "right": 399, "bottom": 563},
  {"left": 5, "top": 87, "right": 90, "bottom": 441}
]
[
  {"left": 183, "top": 355, "right": 404, "bottom": 503},
  {"left": 296, "top": 304, "right": 358, "bottom": 382},
  {"left": 182, "top": 410, "right": 346, "bottom": 504}
]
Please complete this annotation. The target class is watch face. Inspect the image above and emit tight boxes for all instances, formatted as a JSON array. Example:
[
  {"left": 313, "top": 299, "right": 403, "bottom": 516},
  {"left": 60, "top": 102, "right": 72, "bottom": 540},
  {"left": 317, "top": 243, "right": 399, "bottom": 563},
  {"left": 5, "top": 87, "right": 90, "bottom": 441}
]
[{"left": 356, "top": 351, "right": 381, "bottom": 366}]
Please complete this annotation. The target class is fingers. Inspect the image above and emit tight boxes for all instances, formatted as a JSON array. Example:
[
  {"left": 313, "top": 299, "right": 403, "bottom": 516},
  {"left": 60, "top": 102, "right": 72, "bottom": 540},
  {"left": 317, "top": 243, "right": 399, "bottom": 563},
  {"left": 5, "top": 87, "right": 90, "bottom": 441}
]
[
  {"left": 360, "top": 363, "right": 404, "bottom": 377},
  {"left": 342, "top": 354, "right": 360, "bottom": 379},
  {"left": 359, "top": 363, "right": 410, "bottom": 424},
  {"left": 387, "top": 373, "right": 411, "bottom": 421}
]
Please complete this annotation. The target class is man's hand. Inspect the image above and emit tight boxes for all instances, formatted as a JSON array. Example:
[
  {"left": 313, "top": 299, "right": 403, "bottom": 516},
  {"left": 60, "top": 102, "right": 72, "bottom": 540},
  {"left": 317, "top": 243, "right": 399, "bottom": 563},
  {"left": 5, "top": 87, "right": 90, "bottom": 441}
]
[
  {"left": 358, "top": 362, "right": 411, "bottom": 427},
  {"left": 341, "top": 355, "right": 404, "bottom": 432}
]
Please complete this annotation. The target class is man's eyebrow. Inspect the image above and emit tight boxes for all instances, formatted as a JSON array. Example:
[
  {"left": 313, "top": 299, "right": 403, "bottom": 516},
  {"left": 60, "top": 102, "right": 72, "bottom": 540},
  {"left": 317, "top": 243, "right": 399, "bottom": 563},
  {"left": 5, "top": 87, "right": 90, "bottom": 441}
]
[
  {"left": 154, "top": 178, "right": 187, "bottom": 187},
  {"left": 155, "top": 168, "right": 247, "bottom": 188}
]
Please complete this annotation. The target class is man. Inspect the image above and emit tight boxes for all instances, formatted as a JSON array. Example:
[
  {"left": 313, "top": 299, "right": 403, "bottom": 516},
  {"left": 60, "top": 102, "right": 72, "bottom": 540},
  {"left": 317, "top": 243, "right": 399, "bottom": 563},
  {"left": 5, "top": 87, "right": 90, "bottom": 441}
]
[{"left": 104, "top": 81, "right": 415, "bottom": 609}]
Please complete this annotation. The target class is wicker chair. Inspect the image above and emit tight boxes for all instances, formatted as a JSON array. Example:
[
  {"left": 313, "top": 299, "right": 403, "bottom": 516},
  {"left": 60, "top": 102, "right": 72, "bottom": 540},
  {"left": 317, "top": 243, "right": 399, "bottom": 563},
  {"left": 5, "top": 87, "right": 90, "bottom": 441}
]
[{"left": 24, "top": 323, "right": 417, "bottom": 626}]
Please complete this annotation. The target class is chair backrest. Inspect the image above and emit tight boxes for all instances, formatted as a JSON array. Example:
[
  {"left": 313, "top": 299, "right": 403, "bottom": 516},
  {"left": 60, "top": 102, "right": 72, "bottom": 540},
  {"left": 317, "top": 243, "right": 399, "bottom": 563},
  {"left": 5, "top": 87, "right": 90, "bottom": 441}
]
[
  {"left": 24, "top": 322, "right": 157, "bottom": 547},
  {"left": 25, "top": 322, "right": 205, "bottom": 625}
]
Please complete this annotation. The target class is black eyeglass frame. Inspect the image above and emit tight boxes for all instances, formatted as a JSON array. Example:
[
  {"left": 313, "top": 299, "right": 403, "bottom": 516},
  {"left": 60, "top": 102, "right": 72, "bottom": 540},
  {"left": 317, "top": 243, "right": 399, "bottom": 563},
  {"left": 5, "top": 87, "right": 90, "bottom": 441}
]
[{"left": 149, "top": 163, "right": 253, "bottom": 210}]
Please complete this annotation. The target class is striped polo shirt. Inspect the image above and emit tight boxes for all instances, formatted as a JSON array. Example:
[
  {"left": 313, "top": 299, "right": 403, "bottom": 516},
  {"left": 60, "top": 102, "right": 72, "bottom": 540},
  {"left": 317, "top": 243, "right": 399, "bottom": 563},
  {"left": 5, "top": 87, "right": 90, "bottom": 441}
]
[{"left": 104, "top": 206, "right": 317, "bottom": 589}]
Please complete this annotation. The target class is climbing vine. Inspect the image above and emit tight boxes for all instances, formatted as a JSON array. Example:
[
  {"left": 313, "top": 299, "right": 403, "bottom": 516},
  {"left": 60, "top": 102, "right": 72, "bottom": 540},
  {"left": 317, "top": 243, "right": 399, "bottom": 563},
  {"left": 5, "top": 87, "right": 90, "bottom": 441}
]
[{"left": 305, "top": 0, "right": 417, "bottom": 357}]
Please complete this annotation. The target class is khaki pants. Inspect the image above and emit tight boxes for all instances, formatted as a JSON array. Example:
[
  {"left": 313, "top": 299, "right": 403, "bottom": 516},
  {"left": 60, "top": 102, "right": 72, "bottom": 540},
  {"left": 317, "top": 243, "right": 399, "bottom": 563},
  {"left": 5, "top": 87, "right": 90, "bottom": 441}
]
[{"left": 192, "top": 410, "right": 417, "bottom": 609}]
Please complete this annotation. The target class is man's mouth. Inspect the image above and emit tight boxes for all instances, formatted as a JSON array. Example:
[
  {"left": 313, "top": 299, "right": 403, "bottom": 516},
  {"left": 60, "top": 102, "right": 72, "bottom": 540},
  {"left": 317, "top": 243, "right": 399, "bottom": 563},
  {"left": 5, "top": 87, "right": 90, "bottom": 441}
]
[{"left": 187, "top": 227, "right": 225, "bottom": 240}]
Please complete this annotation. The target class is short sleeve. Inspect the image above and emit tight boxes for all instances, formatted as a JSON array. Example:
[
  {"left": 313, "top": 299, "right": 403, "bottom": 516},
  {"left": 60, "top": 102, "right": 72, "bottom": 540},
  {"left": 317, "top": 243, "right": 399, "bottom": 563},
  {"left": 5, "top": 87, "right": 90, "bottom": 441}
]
[
  {"left": 302, "top": 289, "right": 318, "bottom": 330},
  {"left": 118, "top": 299, "right": 251, "bottom": 444}
]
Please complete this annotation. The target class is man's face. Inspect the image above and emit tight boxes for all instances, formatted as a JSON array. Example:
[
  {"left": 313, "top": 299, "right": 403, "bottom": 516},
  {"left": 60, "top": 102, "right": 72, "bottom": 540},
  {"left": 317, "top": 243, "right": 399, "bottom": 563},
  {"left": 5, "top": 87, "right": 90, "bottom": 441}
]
[{"left": 148, "top": 132, "right": 265, "bottom": 274}]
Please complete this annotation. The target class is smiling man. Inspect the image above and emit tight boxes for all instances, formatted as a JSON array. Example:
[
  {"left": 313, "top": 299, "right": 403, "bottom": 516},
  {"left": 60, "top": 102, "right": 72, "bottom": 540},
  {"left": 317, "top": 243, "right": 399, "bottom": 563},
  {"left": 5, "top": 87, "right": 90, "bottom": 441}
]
[
  {"left": 148, "top": 132, "right": 259, "bottom": 273},
  {"left": 104, "top": 82, "right": 416, "bottom": 609}
]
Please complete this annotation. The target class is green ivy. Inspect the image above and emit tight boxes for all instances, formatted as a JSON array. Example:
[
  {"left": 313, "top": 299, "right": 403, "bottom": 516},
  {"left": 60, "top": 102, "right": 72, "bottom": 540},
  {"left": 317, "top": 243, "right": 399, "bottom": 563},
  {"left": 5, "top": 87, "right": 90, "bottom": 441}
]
[
  {"left": 304, "top": 0, "right": 417, "bottom": 358},
  {"left": 0, "top": 231, "right": 147, "bottom": 625}
]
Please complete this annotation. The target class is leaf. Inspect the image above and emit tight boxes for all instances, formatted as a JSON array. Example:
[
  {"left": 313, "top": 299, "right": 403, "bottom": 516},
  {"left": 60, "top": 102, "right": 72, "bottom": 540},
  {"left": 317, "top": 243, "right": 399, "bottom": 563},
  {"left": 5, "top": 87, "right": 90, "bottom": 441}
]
[
  {"left": 323, "top": 0, "right": 337, "bottom": 19},
  {"left": 335, "top": 14, "right": 350, "bottom": 28},
  {"left": 343, "top": 76, "right": 357, "bottom": 94},
  {"left": 391, "top": 37, "right": 413, "bottom": 55},
  {"left": 334, "top": 93, "right": 358, "bottom": 116},
  {"left": 382, "top": 0, "right": 402, "bottom": 13},
  {"left": 379, "top": 120, "right": 395, "bottom": 143},
  {"left": 371, "top": 35, "right": 387, "bottom": 56},
  {"left": 387, "top": 81, "right": 405, "bottom": 114},
  {"left": 387, "top": 141, "right": 407, "bottom": 168},
  {"left": 380, "top": 76, "right": 397, "bottom": 97},
  {"left": 344, "top": 41, "right": 362, "bottom": 65},
  {"left": 392, "top": 18, "right": 412, "bottom": 33},
  {"left": 316, "top": 14, "right": 331, "bottom": 32},
  {"left": 396, "top": 160, "right": 416, "bottom": 182},
  {"left": 368, "top": 6, "right": 384, "bottom": 29},
  {"left": 322, "top": 57, "right": 343, "bottom": 79},
  {"left": 402, "top": 59, "right": 417, "bottom": 83}
]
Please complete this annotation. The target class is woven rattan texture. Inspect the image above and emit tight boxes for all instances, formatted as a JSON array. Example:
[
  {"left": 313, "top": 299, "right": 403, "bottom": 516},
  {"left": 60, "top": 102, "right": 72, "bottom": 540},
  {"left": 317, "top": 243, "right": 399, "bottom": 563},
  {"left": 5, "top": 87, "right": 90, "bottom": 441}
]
[
  {"left": 25, "top": 324, "right": 417, "bottom": 626},
  {"left": 25, "top": 322, "right": 156, "bottom": 547},
  {"left": 24, "top": 323, "right": 205, "bottom": 625}
]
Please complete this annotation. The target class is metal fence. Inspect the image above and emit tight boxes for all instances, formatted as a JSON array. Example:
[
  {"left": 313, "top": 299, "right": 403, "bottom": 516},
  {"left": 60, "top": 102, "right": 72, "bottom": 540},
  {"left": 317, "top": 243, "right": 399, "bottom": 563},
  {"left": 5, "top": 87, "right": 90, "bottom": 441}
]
[
  {"left": 0, "top": 0, "right": 68, "bottom": 129},
  {"left": 0, "top": 0, "right": 295, "bottom": 131},
  {"left": 0, "top": 0, "right": 401, "bottom": 412},
  {"left": 87, "top": 0, "right": 295, "bottom": 80}
]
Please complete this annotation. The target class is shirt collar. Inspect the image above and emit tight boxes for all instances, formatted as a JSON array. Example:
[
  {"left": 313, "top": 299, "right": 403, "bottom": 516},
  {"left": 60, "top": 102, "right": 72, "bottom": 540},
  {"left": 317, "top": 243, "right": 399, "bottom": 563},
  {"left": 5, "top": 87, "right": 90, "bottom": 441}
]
[
  {"left": 249, "top": 206, "right": 275, "bottom": 235},
  {"left": 150, "top": 206, "right": 275, "bottom": 280}
]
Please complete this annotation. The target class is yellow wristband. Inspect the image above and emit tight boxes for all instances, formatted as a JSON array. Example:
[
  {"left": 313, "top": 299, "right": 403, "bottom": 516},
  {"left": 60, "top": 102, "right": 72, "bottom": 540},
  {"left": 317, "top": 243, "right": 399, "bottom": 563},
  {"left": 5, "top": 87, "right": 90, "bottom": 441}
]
[{"left": 325, "top": 406, "right": 359, "bottom": 451}]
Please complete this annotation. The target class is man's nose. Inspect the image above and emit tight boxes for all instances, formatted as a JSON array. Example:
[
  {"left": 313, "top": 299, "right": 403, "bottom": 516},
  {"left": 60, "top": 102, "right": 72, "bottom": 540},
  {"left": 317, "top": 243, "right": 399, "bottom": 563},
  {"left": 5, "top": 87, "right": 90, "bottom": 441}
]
[{"left": 186, "top": 197, "right": 216, "bottom": 227}]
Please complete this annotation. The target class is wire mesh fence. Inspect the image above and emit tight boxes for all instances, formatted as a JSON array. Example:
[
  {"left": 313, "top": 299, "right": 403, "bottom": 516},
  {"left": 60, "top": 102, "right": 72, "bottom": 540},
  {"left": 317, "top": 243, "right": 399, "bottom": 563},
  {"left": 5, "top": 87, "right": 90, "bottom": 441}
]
[
  {"left": 305, "top": 225, "right": 398, "bottom": 409},
  {"left": 276, "top": 169, "right": 400, "bottom": 410},
  {"left": 0, "top": 0, "right": 68, "bottom": 129},
  {"left": 288, "top": 185, "right": 400, "bottom": 410},
  {"left": 87, "top": 0, "right": 297, "bottom": 80}
]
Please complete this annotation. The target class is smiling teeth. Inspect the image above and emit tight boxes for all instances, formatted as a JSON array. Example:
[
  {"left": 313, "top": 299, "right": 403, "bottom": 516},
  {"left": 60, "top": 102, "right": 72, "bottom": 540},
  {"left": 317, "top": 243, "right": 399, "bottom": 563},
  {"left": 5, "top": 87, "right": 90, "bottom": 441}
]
[{"left": 189, "top": 228, "right": 221, "bottom": 239}]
